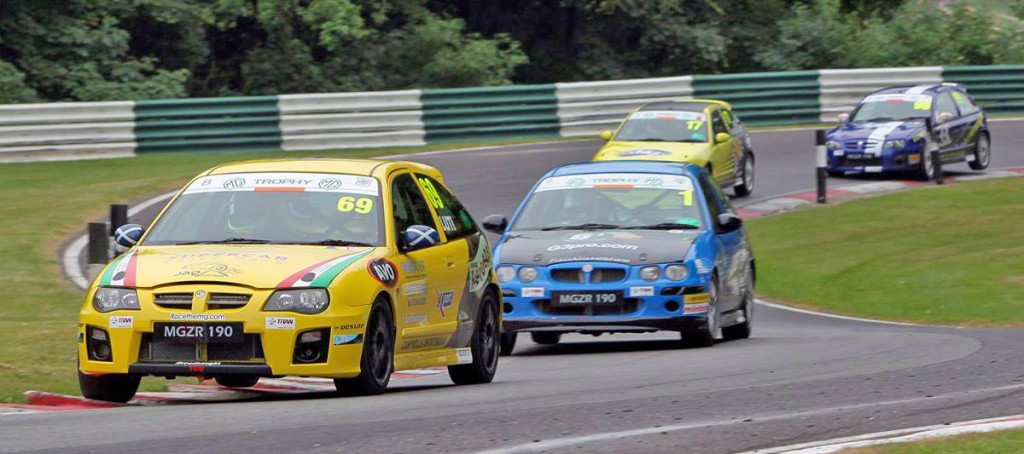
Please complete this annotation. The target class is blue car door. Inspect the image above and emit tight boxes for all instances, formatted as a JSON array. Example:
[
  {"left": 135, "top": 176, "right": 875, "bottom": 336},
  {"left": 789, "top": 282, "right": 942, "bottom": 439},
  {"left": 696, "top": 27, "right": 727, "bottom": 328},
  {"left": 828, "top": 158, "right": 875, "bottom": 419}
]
[
  {"left": 932, "top": 91, "right": 967, "bottom": 159},
  {"left": 952, "top": 90, "right": 984, "bottom": 150},
  {"left": 697, "top": 174, "right": 743, "bottom": 312}
]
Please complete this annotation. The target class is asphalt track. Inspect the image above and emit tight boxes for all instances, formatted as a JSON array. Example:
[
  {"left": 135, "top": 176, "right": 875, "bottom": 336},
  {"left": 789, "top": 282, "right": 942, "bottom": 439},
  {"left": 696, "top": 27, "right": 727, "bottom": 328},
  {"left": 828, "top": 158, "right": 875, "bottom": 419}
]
[{"left": 23, "top": 121, "right": 1024, "bottom": 453}]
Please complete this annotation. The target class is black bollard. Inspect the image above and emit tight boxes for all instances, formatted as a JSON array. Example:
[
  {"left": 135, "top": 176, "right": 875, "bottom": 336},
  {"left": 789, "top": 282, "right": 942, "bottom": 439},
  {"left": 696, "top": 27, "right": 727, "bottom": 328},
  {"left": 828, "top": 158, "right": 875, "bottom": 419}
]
[
  {"left": 110, "top": 204, "right": 128, "bottom": 235},
  {"left": 932, "top": 149, "right": 944, "bottom": 185},
  {"left": 816, "top": 129, "right": 827, "bottom": 203},
  {"left": 88, "top": 222, "right": 109, "bottom": 264}
]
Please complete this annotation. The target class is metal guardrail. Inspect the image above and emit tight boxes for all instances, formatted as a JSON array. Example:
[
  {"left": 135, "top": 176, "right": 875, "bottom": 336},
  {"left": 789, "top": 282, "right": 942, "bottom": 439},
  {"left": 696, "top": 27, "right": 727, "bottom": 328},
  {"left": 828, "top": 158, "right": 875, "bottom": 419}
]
[{"left": 421, "top": 85, "right": 560, "bottom": 142}]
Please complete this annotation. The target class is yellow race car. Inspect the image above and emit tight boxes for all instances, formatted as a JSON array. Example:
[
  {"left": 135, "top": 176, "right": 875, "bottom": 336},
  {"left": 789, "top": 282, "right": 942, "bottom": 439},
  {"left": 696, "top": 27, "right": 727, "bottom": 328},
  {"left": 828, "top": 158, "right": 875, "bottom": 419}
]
[
  {"left": 593, "top": 99, "right": 756, "bottom": 197},
  {"left": 79, "top": 159, "right": 501, "bottom": 402}
]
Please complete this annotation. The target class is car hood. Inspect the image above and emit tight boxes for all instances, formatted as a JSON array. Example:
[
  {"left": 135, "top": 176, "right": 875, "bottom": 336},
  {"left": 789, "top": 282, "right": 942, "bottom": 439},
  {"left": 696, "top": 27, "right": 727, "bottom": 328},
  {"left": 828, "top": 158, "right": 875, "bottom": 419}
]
[
  {"left": 594, "top": 141, "right": 710, "bottom": 163},
  {"left": 96, "top": 244, "right": 375, "bottom": 290},
  {"left": 829, "top": 120, "right": 926, "bottom": 142},
  {"left": 497, "top": 230, "right": 700, "bottom": 266}
]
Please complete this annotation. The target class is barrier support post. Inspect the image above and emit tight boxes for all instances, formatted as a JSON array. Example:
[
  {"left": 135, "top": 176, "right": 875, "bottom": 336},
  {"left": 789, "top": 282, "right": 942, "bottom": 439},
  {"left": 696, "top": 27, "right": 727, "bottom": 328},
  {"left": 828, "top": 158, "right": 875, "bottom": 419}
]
[{"left": 816, "top": 130, "right": 828, "bottom": 204}]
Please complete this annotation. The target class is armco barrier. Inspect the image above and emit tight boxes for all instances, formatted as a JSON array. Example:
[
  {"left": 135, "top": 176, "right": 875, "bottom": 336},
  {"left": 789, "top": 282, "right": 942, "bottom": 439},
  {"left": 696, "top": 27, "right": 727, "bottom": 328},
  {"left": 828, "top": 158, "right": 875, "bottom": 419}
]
[
  {"left": 555, "top": 76, "right": 694, "bottom": 137},
  {"left": 691, "top": 71, "right": 821, "bottom": 127},
  {"left": 278, "top": 90, "right": 426, "bottom": 151},
  {"left": 944, "top": 65, "right": 1024, "bottom": 116},
  {"left": 0, "top": 101, "right": 135, "bottom": 162},
  {"left": 421, "top": 85, "right": 559, "bottom": 142},
  {"left": 818, "top": 67, "right": 943, "bottom": 123},
  {"left": 133, "top": 97, "right": 281, "bottom": 153}
]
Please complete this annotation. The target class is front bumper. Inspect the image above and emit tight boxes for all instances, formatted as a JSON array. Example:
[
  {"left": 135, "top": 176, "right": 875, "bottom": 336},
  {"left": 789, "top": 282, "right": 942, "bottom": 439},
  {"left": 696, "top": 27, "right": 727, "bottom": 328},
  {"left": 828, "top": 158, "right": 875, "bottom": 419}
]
[{"left": 826, "top": 148, "right": 923, "bottom": 173}]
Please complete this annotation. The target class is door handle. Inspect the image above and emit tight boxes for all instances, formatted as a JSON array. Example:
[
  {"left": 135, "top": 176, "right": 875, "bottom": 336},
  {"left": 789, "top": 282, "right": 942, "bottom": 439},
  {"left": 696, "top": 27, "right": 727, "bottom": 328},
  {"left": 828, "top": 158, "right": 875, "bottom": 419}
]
[{"left": 445, "top": 256, "right": 456, "bottom": 268}]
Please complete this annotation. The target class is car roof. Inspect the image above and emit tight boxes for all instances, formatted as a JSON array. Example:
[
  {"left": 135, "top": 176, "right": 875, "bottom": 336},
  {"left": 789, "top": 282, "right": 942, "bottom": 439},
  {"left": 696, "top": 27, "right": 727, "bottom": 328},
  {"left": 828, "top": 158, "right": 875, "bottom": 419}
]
[
  {"left": 638, "top": 98, "right": 731, "bottom": 113},
  {"left": 544, "top": 160, "right": 702, "bottom": 178},
  {"left": 869, "top": 83, "right": 966, "bottom": 96},
  {"left": 202, "top": 158, "right": 441, "bottom": 180}
]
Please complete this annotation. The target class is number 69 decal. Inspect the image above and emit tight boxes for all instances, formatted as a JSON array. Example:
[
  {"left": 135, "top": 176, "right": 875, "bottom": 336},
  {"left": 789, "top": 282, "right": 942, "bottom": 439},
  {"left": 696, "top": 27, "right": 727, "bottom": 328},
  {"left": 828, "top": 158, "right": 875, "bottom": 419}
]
[{"left": 338, "top": 196, "right": 374, "bottom": 214}]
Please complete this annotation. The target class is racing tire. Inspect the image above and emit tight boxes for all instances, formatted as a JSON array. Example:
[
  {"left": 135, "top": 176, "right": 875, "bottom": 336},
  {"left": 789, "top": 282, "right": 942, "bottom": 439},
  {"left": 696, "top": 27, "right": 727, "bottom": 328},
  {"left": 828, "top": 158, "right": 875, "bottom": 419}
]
[
  {"left": 335, "top": 300, "right": 394, "bottom": 396},
  {"left": 968, "top": 133, "right": 991, "bottom": 171},
  {"left": 449, "top": 291, "right": 500, "bottom": 385},
  {"left": 499, "top": 331, "right": 517, "bottom": 356},
  {"left": 215, "top": 375, "right": 260, "bottom": 388},
  {"left": 733, "top": 152, "right": 755, "bottom": 197},
  {"left": 722, "top": 263, "right": 754, "bottom": 341},
  {"left": 680, "top": 272, "right": 722, "bottom": 348},
  {"left": 918, "top": 148, "right": 936, "bottom": 181},
  {"left": 78, "top": 371, "right": 141, "bottom": 403},
  {"left": 531, "top": 332, "right": 561, "bottom": 345}
]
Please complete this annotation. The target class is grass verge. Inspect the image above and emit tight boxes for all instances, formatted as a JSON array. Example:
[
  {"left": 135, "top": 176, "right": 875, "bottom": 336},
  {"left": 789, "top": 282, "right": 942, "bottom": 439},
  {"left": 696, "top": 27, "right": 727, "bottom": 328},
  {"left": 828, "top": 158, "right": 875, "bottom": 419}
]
[
  {"left": 0, "top": 137, "right": 575, "bottom": 403},
  {"left": 747, "top": 177, "right": 1024, "bottom": 326},
  {"left": 845, "top": 427, "right": 1024, "bottom": 453}
]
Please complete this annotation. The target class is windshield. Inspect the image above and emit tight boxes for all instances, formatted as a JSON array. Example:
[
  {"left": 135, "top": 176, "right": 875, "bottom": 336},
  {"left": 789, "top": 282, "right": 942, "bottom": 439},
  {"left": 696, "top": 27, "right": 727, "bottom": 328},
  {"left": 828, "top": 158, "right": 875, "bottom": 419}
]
[
  {"left": 510, "top": 173, "right": 704, "bottom": 231},
  {"left": 613, "top": 110, "right": 708, "bottom": 142},
  {"left": 851, "top": 94, "right": 932, "bottom": 122},
  {"left": 144, "top": 172, "right": 383, "bottom": 246}
]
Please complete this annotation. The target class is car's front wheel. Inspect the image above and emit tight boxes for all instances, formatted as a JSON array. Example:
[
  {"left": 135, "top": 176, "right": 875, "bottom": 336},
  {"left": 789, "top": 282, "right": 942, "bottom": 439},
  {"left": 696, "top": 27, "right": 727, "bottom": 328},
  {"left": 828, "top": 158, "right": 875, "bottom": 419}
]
[
  {"left": 335, "top": 300, "right": 393, "bottom": 396},
  {"left": 680, "top": 272, "right": 722, "bottom": 348},
  {"left": 449, "top": 291, "right": 500, "bottom": 385},
  {"left": 733, "top": 152, "right": 755, "bottom": 197},
  {"left": 969, "top": 133, "right": 990, "bottom": 170},
  {"left": 215, "top": 375, "right": 260, "bottom": 388},
  {"left": 919, "top": 146, "right": 936, "bottom": 180},
  {"left": 79, "top": 371, "right": 140, "bottom": 403},
  {"left": 722, "top": 263, "right": 754, "bottom": 341}
]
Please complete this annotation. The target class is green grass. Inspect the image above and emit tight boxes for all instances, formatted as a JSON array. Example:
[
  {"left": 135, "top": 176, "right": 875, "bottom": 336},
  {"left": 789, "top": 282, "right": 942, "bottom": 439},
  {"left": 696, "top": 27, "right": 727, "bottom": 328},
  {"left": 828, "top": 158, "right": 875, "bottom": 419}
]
[
  {"left": 846, "top": 427, "right": 1024, "bottom": 453},
  {"left": 747, "top": 177, "right": 1024, "bottom": 326},
  {"left": 0, "top": 137, "right": 572, "bottom": 403}
]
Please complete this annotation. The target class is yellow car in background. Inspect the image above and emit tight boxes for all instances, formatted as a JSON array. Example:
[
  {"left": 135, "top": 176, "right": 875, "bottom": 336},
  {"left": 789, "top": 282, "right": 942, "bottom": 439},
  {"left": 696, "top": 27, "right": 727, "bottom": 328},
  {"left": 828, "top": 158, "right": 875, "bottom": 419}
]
[
  {"left": 79, "top": 159, "right": 501, "bottom": 402},
  {"left": 593, "top": 99, "right": 756, "bottom": 197}
]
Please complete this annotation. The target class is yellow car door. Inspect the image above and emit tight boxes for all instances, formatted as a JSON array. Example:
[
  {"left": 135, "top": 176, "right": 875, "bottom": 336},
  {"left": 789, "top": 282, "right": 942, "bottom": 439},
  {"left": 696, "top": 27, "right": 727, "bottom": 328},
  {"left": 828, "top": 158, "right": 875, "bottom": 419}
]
[{"left": 709, "top": 108, "right": 737, "bottom": 185}]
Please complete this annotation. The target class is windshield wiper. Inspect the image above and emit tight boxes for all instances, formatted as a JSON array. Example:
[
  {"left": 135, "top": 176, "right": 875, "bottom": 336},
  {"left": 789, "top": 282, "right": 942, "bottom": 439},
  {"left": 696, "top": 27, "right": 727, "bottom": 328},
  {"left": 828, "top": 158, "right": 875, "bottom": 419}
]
[
  {"left": 176, "top": 238, "right": 273, "bottom": 245},
  {"left": 541, "top": 223, "right": 621, "bottom": 231},
  {"left": 621, "top": 223, "right": 701, "bottom": 230},
  {"left": 624, "top": 137, "right": 669, "bottom": 142},
  {"left": 290, "top": 239, "right": 376, "bottom": 247}
]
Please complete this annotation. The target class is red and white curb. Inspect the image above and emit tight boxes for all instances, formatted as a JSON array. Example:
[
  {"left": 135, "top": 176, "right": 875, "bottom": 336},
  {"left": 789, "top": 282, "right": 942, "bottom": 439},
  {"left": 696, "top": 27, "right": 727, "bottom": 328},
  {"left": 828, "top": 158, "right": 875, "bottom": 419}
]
[
  {"left": 0, "top": 368, "right": 446, "bottom": 414},
  {"left": 745, "top": 414, "right": 1024, "bottom": 453},
  {"left": 736, "top": 168, "right": 1024, "bottom": 220}
]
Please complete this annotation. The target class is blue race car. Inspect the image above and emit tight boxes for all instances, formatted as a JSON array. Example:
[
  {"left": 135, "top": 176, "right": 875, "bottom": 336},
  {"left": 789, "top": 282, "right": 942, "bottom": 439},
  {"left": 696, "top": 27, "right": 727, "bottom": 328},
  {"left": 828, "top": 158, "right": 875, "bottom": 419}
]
[
  {"left": 481, "top": 161, "right": 756, "bottom": 354},
  {"left": 826, "top": 83, "right": 991, "bottom": 179}
]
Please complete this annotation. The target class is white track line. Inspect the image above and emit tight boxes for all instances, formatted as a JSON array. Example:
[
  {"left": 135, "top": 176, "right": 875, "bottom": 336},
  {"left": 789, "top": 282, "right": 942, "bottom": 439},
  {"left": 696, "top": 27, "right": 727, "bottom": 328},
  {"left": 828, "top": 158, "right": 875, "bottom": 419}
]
[
  {"left": 476, "top": 383, "right": 1024, "bottom": 454},
  {"left": 754, "top": 299, "right": 922, "bottom": 327}
]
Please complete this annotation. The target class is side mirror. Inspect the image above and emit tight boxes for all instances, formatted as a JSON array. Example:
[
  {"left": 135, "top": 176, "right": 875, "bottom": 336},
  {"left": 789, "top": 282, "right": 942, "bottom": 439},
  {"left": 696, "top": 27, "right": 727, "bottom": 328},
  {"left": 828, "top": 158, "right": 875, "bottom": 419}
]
[
  {"left": 600, "top": 130, "right": 614, "bottom": 141},
  {"left": 482, "top": 214, "right": 508, "bottom": 234},
  {"left": 113, "top": 224, "right": 144, "bottom": 248},
  {"left": 716, "top": 213, "right": 743, "bottom": 233},
  {"left": 837, "top": 113, "right": 850, "bottom": 125},
  {"left": 402, "top": 225, "right": 440, "bottom": 251},
  {"left": 937, "top": 112, "right": 954, "bottom": 124},
  {"left": 714, "top": 132, "right": 730, "bottom": 144}
]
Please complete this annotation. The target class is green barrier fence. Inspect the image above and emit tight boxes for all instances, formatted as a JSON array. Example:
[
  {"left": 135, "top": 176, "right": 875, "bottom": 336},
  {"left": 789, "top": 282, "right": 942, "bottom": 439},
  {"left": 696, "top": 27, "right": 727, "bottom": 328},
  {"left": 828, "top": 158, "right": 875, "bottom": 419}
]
[
  {"left": 421, "top": 85, "right": 559, "bottom": 143},
  {"left": 133, "top": 96, "right": 281, "bottom": 153},
  {"left": 944, "top": 65, "right": 1024, "bottom": 116},
  {"left": 691, "top": 71, "right": 821, "bottom": 127}
]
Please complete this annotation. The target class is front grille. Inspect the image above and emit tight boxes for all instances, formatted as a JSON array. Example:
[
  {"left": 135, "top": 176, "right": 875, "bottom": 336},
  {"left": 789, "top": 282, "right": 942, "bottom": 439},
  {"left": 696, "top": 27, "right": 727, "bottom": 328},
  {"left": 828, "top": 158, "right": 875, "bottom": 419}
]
[
  {"left": 551, "top": 269, "right": 584, "bottom": 283},
  {"left": 843, "top": 139, "right": 880, "bottom": 152},
  {"left": 153, "top": 293, "right": 192, "bottom": 309},
  {"left": 139, "top": 334, "right": 264, "bottom": 362},
  {"left": 209, "top": 335, "right": 264, "bottom": 360},
  {"left": 208, "top": 293, "right": 250, "bottom": 310},
  {"left": 841, "top": 155, "right": 883, "bottom": 167},
  {"left": 590, "top": 269, "right": 626, "bottom": 283},
  {"left": 534, "top": 298, "right": 641, "bottom": 316},
  {"left": 550, "top": 268, "right": 627, "bottom": 284}
]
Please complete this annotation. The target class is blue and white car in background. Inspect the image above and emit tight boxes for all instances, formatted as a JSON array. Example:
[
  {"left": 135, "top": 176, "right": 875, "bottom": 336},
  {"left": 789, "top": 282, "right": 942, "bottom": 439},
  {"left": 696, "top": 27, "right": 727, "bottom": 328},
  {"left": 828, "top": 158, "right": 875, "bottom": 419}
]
[
  {"left": 480, "top": 161, "right": 756, "bottom": 354},
  {"left": 826, "top": 83, "right": 991, "bottom": 179}
]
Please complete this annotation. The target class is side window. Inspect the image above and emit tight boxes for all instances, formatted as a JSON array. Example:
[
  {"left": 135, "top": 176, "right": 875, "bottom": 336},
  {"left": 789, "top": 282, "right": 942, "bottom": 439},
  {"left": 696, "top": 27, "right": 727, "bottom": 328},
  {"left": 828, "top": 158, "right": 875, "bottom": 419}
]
[
  {"left": 698, "top": 174, "right": 724, "bottom": 228},
  {"left": 711, "top": 110, "right": 728, "bottom": 135},
  {"left": 415, "top": 174, "right": 478, "bottom": 239},
  {"left": 934, "top": 92, "right": 960, "bottom": 119},
  {"left": 952, "top": 91, "right": 979, "bottom": 115},
  {"left": 391, "top": 173, "right": 438, "bottom": 240}
]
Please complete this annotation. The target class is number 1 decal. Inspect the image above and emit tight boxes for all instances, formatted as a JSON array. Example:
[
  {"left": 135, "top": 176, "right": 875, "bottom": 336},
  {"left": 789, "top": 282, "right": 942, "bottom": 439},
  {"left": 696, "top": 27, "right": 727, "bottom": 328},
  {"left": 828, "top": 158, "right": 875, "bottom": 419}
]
[{"left": 679, "top": 190, "right": 693, "bottom": 206}]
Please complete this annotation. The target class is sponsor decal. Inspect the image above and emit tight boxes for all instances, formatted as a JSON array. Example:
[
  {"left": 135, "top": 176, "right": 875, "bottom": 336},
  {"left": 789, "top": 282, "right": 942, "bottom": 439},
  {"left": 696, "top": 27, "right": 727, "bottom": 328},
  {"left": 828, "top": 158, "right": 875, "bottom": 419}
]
[
  {"left": 549, "top": 256, "right": 631, "bottom": 264},
  {"left": 456, "top": 348, "right": 473, "bottom": 365},
  {"left": 405, "top": 314, "right": 428, "bottom": 325},
  {"left": 184, "top": 173, "right": 380, "bottom": 196},
  {"left": 566, "top": 232, "right": 643, "bottom": 242},
  {"left": 332, "top": 334, "right": 362, "bottom": 345},
  {"left": 174, "top": 361, "right": 222, "bottom": 373},
  {"left": 318, "top": 178, "right": 343, "bottom": 190},
  {"left": 467, "top": 235, "right": 493, "bottom": 292},
  {"left": 407, "top": 296, "right": 427, "bottom": 307},
  {"left": 169, "top": 313, "right": 227, "bottom": 321},
  {"left": 175, "top": 262, "right": 240, "bottom": 278},
  {"left": 402, "top": 260, "right": 426, "bottom": 277},
  {"left": 356, "top": 177, "right": 374, "bottom": 187},
  {"left": 436, "top": 291, "right": 455, "bottom": 317},
  {"left": 630, "top": 110, "right": 703, "bottom": 121},
  {"left": 402, "top": 281, "right": 428, "bottom": 297},
  {"left": 683, "top": 303, "right": 710, "bottom": 314},
  {"left": 619, "top": 149, "right": 671, "bottom": 157},
  {"left": 165, "top": 252, "right": 288, "bottom": 263},
  {"left": 521, "top": 287, "right": 544, "bottom": 298},
  {"left": 439, "top": 215, "right": 458, "bottom": 233},
  {"left": 223, "top": 177, "right": 246, "bottom": 190},
  {"left": 265, "top": 317, "right": 296, "bottom": 330},
  {"left": 547, "top": 243, "right": 639, "bottom": 251},
  {"left": 694, "top": 259, "right": 712, "bottom": 275},
  {"left": 537, "top": 173, "right": 694, "bottom": 192},
  {"left": 367, "top": 258, "right": 399, "bottom": 288},
  {"left": 629, "top": 286, "right": 654, "bottom": 297},
  {"left": 276, "top": 250, "right": 373, "bottom": 289},
  {"left": 108, "top": 315, "right": 134, "bottom": 329},
  {"left": 333, "top": 324, "right": 364, "bottom": 331},
  {"left": 401, "top": 336, "right": 448, "bottom": 349},
  {"left": 685, "top": 293, "right": 711, "bottom": 304}
]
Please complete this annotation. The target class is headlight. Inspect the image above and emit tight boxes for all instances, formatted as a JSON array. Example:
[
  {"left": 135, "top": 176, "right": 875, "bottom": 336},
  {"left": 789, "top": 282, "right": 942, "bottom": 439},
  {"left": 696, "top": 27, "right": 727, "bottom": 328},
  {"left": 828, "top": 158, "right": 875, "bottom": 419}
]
[
  {"left": 93, "top": 288, "right": 140, "bottom": 312},
  {"left": 264, "top": 289, "right": 330, "bottom": 314},
  {"left": 518, "top": 266, "right": 538, "bottom": 283},
  {"left": 496, "top": 266, "right": 516, "bottom": 283},
  {"left": 665, "top": 265, "right": 689, "bottom": 281},
  {"left": 826, "top": 140, "right": 841, "bottom": 149},
  {"left": 640, "top": 266, "right": 660, "bottom": 282},
  {"left": 884, "top": 140, "right": 906, "bottom": 149}
]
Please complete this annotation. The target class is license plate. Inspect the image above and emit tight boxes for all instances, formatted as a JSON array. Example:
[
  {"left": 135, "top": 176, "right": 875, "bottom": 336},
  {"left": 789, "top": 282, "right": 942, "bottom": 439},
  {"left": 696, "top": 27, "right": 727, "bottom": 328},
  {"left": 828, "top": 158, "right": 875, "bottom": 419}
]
[
  {"left": 550, "top": 291, "right": 623, "bottom": 306},
  {"left": 153, "top": 322, "right": 243, "bottom": 344},
  {"left": 846, "top": 153, "right": 864, "bottom": 160}
]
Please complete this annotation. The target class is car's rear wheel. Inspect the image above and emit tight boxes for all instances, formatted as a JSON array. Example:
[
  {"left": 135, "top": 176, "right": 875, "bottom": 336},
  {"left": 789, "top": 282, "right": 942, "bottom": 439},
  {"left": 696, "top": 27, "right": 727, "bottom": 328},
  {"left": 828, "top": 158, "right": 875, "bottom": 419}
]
[
  {"left": 680, "top": 273, "right": 721, "bottom": 348},
  {"left": 531, "top": 332, "right": 561, "bottom": 345},
  {"left": 733, "top": 152, "right": 755, "bottom": 197},
  {"left": 969, "top": 133, "right": 990, "bottom": 170},
  {"left": 499, "top": 331, "right": 517, "bottom": 356},
  {"left": 215, "top": 375, "right": 260, "bottom": 388},
  {"left": 449, "top": 291, "right": 500, "bottom": 385},
  {"left": 79, "top": 371, "right": 140, "bottom": 403},
  {"left": 723, "top": 264, "right": 754, "bottom": 341},
  {"left": 335, "top": 300, "right": 393, "bottom": 396}
]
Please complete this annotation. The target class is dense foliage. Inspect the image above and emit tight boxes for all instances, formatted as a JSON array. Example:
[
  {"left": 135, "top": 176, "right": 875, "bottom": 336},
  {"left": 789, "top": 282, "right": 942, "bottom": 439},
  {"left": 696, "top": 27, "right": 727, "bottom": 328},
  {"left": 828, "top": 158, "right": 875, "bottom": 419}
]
[{"left": 1, "top": 0, "right": 1022, "bottom": 102}]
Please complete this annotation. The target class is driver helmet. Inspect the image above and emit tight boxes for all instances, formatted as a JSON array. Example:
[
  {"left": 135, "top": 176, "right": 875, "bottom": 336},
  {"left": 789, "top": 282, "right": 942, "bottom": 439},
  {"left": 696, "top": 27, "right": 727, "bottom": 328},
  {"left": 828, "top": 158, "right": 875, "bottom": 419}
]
[{"left": 227, "top": 192, "right": 268, "bottom": 233}]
